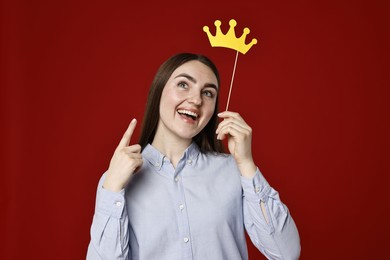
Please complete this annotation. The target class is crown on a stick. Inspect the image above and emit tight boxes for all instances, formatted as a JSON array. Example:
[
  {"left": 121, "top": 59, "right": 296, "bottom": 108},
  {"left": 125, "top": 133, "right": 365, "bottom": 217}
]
[{"left": 203, "top": 19, "right": 257, "bottom": 55}]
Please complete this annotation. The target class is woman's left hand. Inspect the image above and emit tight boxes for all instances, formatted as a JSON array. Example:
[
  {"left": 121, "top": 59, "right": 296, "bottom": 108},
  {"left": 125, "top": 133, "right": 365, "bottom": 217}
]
[{"left": 216, "top": 111, "right": 257, "bottom": 178}]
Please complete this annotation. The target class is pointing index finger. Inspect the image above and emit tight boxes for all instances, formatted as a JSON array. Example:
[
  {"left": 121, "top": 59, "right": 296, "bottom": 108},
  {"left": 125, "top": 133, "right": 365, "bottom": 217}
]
[{"left": 117, "top": 118, "right": 137, "bottom": 148}]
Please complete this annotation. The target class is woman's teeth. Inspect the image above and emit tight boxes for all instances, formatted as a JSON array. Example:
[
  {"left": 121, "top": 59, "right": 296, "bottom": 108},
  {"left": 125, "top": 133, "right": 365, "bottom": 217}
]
[{"left": 177, "top": 109, "right": 198, "bottom": 120}]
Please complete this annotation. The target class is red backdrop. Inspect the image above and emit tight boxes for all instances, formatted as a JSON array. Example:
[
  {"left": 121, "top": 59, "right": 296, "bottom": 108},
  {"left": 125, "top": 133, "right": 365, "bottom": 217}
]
[{"left": 1, "top": 0, "right": 389, "bottom": 259}]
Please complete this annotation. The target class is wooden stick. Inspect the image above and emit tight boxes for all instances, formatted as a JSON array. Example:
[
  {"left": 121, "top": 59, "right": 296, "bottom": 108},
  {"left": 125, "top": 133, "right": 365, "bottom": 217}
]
[{"left": 225, "top": 51, "right": 239, "bottom": 111}]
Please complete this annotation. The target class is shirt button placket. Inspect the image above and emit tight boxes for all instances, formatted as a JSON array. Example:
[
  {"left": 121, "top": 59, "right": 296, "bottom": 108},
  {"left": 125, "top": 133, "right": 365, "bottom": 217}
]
[{"left": 174, "top": 169, "right": 193, "bottom": 256}]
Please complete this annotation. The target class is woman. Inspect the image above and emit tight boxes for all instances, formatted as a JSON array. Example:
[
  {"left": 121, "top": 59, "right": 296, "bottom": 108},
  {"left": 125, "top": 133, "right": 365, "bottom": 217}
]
[{"left": 87, "top": 53, "right": 300, "bottom": 259}]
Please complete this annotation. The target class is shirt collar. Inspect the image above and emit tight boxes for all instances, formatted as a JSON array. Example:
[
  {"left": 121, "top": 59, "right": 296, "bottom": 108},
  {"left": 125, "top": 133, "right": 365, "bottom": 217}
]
[{"left": 142, "top": 142, "right": 200, "bottom": 170}]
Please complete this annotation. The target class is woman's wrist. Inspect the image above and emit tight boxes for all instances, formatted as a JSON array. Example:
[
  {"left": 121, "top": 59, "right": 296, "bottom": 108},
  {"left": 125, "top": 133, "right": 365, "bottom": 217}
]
[
  {"left": 237, "top": 160, "right": 257, "bottom": 178},
  {"left": 103, "top": 173, "right": 125, "bottom": 192}
]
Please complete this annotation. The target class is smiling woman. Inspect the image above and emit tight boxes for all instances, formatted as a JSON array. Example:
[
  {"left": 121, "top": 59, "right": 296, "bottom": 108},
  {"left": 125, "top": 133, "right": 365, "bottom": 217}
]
[
  {"left": 139, "top": 54, "right": 223, "bottom": 155},
  {"left": 87, "top": 53, "right": 301, "bottom": 260},
  {"left": 154, "top": 60, "right": 219, "bottom": 160}
]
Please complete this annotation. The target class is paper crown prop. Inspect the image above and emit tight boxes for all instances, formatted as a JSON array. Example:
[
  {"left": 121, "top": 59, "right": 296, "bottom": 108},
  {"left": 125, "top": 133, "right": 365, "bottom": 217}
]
[
  {"left": 203, "top": 19, "right": 258, "bottom": 110},
  {"left": 203, "top": 19, "right": 257, "bottom": 55}
]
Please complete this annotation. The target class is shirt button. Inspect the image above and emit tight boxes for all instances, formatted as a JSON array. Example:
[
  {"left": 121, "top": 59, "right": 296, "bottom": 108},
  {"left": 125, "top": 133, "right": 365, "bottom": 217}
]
[
  {"left": 187, "top": 159, "right": 192, "bottom": 165},
  {"left": 154, "top": 162, "right": 160, "bottom": 167},
  {"left": 255, "top": 187, "right": 260, "bottom": 193},
  {"left": 174, "top": 177, "right": 180, "bottom": 182},
  {"left": 179, "top": 204, "right": 185, "bottom": 211},
  {"left": 115, "top": 201, "right": 122, "bottom": 207},
  {"left": 183, "top": 237, "right": 189, "bottom": 243}
]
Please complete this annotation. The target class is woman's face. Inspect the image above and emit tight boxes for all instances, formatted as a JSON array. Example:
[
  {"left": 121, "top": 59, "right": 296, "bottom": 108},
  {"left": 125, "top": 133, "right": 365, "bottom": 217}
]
[{"left": 156, "top": 60, "right": 218, "bottom": 142}]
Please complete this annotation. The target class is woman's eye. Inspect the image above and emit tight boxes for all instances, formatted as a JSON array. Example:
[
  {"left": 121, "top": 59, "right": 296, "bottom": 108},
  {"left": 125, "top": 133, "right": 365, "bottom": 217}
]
[
  {"left": 178, "top": 82, "right": 188, "bottom": 88},
  {"left": 202, "top": 90, "right": 215, "bottom": 98}
]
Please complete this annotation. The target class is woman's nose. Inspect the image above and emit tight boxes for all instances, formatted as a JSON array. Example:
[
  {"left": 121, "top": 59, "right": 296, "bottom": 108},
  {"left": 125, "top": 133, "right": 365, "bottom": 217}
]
[{"left": 187, "top": 92, "right": 202, "bottom": 106}]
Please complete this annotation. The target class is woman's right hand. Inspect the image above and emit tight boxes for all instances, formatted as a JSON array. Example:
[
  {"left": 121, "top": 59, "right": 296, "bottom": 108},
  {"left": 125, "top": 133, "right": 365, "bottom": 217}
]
[{"left": 103, "top": 118, "right": 143, "bottom": 192}]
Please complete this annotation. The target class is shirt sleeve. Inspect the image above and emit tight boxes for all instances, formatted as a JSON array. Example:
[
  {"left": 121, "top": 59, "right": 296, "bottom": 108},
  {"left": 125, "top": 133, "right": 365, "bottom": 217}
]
[
  {"left": 86, "top": 173, "right": 130, "bottom": 260},
  {"left": 241, "top": 169, "right": 301, "bottom": 260}
]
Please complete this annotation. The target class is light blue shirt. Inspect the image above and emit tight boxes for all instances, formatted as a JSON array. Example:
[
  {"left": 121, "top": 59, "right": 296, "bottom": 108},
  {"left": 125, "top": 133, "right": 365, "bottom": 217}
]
[{"left": 87, "top": 143, "right": 300, "bottom": 260}]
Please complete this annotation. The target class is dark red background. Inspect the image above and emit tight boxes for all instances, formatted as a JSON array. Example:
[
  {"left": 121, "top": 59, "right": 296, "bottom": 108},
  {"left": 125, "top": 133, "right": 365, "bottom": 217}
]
[{"left": 1, "top": 0, "right": 389, "bottom": 259}]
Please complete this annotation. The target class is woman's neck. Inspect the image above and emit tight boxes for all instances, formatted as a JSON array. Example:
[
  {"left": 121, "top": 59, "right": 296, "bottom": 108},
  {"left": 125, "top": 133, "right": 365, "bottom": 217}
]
[{"left": 151, "top": 131, "right": 192, "bottom": 168}]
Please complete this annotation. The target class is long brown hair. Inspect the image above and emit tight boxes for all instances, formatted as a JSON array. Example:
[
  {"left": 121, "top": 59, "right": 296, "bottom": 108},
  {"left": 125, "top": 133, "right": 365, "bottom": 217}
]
[{"left": 138, "top": 53, "right": 224, "bottom": 153}]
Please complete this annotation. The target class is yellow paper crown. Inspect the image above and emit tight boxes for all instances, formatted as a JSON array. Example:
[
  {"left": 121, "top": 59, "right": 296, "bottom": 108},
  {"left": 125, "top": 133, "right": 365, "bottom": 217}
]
[{"left": 203, "top": 19, "right": 257, "bottom": 55}]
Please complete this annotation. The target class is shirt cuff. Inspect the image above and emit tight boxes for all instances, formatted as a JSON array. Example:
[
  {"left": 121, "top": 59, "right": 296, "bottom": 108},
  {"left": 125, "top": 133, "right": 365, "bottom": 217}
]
[
  {"left": 96, "top": 185, "right": 126, "bottom": 219},
  {"left": 241, "top": 168, "right": 271, "bottom": 202}
]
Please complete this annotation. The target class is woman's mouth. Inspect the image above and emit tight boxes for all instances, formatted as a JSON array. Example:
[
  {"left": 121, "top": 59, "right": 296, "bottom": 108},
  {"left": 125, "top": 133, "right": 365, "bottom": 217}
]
[{"left": 177, "top": 109, "right": 199, "bottom": 121}]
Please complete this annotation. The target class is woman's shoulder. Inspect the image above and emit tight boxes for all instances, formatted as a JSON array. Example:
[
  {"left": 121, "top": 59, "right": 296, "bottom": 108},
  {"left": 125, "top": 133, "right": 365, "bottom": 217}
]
[
  {"left": 197, "top": 152, "right": 241, "bottom": 180},
  {"left": 200, "top": 151, "right": 236, "bottom": 165}
]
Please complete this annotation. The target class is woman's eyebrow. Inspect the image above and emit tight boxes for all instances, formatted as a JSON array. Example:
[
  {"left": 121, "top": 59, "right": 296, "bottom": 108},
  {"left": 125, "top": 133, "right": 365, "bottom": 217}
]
[
  {"left": 204, "top": 83, "right": 218, "bottom": 91},
  {"left": 175, "top": 73, "right": 218, "bottom": 90},
  {"left": 175, "top": 73, "right": 197, "bottom": 83}
]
